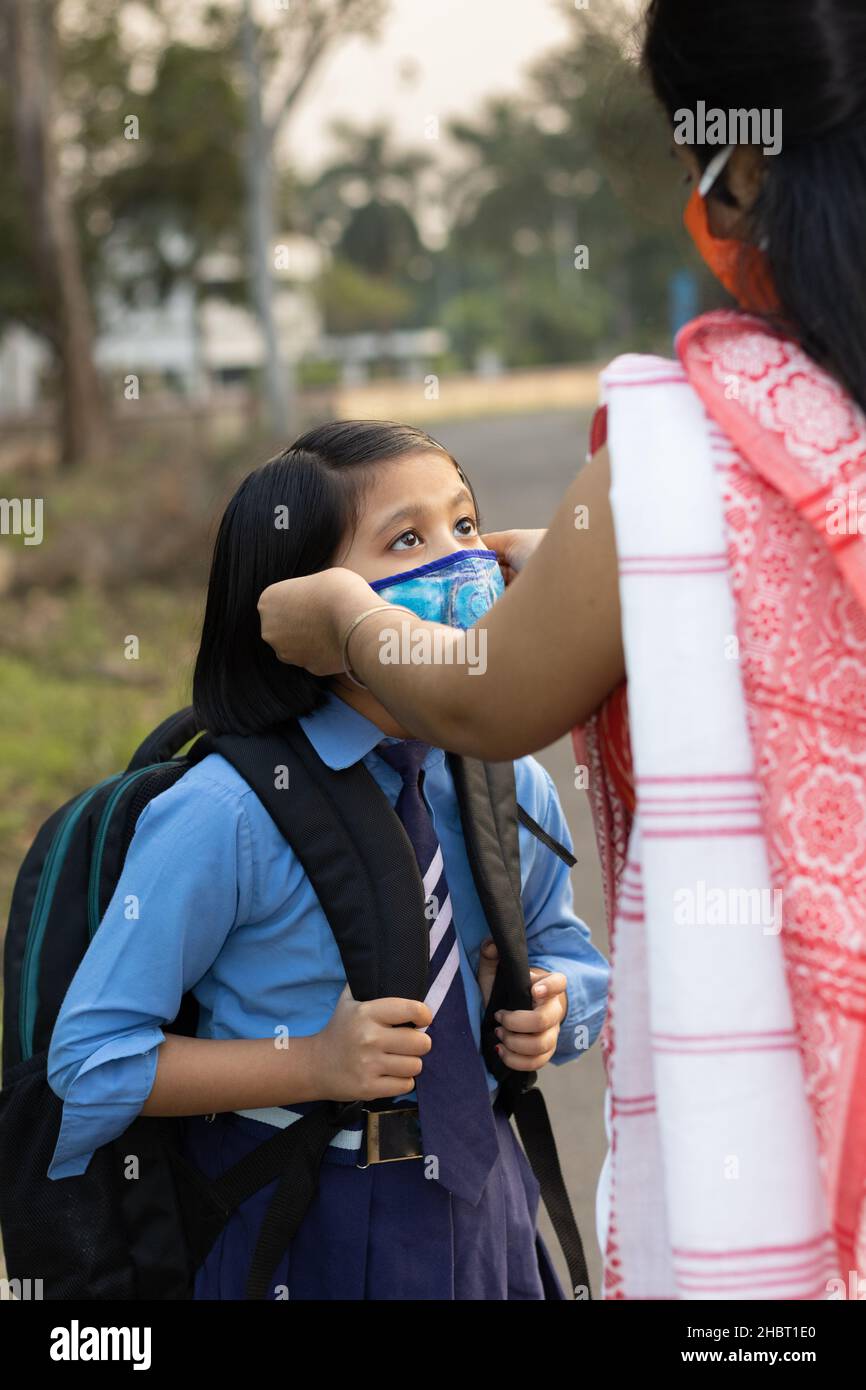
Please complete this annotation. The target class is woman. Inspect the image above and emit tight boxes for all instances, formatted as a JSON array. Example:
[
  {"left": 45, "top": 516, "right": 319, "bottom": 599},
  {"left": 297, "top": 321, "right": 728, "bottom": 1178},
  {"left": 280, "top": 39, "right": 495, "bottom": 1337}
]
[{"left": 258, "top": 0, "right": 866, "bottom": 1300}]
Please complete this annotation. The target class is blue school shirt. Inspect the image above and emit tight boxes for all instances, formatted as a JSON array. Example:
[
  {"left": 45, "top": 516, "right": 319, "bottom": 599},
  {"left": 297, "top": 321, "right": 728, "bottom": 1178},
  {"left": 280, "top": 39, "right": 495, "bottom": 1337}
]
[{"left": 45, "top": 690, "right": 609, "bottom": 1179}]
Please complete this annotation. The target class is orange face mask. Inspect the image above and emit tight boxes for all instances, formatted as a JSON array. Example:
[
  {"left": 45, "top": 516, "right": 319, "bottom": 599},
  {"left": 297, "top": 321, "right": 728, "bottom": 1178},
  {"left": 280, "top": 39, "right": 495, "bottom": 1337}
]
[{"left": 683, "top": 145, "right": 780, "bottom": 315}]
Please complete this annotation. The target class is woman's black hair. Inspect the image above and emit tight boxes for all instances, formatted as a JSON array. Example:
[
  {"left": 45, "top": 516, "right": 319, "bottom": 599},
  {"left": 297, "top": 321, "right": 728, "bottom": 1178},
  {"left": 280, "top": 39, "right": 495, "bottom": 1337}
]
[
  {"left": 192, "top": 419, "right": 477, "bottom": 735},
  {"left": 643, "top": 0, "right": 866, "bottom": 414}
]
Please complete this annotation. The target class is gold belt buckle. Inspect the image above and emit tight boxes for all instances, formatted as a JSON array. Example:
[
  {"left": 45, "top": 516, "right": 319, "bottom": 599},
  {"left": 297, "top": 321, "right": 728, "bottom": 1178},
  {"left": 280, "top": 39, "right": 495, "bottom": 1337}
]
[{"left": 356, "top": 1105, "right": 423, "bottom": 1167}]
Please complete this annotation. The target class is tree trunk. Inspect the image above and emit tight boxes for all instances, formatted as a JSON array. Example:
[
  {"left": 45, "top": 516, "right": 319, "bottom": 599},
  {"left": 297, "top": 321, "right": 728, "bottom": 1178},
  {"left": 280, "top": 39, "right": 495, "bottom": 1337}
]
[
  {"left": 241, "top": 1, "right": 292, "bottom": 442},
  {"left": 2, "top": 0, "right": 111, "bottom": 467}
]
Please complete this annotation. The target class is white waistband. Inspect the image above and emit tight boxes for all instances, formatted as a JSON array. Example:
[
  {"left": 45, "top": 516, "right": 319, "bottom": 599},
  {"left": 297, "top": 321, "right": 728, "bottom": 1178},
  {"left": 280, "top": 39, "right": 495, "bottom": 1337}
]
[{"left": 232, "top": 1105, "right": 363, "bottom": 1151}]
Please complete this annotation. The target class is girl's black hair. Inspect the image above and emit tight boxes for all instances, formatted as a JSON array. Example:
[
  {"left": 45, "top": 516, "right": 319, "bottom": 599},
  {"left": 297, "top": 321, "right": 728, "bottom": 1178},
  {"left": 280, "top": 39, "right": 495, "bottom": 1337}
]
[
  {"left": 643, "top": 0, "right": 866, "bottom": 414},
  {"left": 192, "top": 419, "right": 476, "bottom": 735}
]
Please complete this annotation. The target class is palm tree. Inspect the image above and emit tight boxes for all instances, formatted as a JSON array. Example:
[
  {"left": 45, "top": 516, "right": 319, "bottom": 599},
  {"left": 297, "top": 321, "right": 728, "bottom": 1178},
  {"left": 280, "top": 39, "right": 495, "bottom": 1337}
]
[{"left": 306, "top": 121, "right": 431, "bottom": 278}]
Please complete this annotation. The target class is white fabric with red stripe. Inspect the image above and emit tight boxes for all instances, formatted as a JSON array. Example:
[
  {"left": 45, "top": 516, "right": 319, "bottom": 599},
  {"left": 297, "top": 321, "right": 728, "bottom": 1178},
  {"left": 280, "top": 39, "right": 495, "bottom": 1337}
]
[{"left": 597, "top": 354, "right": 836, "bottom": 1300}]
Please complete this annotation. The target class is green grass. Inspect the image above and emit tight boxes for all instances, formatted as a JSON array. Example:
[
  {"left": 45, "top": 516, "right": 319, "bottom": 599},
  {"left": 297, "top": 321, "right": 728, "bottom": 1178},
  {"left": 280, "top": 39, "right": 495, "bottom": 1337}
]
[{"left": 0, "top": 585, "right": 204, "bottom": 922}]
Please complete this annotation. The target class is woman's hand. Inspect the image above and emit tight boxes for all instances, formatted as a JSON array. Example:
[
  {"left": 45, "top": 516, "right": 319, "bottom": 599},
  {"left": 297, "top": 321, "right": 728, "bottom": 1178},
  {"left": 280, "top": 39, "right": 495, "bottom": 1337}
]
[
  {"left": 258, "top": 567, "right": 375, "bottom": 674},
  {"left": 483, "top": 528, "right": 547, "bottom": 585}
]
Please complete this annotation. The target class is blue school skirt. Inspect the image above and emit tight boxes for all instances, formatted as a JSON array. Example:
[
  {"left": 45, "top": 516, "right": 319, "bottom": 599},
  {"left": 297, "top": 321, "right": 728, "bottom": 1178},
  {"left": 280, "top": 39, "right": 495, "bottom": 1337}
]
[{"left": 179, "top": 1099, "right": 566, "bottom": 1300}]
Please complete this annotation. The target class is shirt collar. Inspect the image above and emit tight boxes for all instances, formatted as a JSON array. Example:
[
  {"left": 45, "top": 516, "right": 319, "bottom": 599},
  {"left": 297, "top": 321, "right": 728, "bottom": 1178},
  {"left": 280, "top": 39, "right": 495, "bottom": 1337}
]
[{"left": 297, "top": 688, "right": 445, "bottom": 773}]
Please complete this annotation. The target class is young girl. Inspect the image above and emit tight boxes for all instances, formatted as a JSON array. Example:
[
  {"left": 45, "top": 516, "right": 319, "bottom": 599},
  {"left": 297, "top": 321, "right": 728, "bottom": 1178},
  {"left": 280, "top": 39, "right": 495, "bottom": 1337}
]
[{"left": 46, "top": 420, "right": 609, "bottom": 1300}]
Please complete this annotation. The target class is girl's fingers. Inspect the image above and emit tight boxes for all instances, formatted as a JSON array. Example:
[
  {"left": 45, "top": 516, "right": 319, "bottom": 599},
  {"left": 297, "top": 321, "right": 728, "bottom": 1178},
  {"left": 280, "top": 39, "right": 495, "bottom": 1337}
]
[
  {"left": 378, "top": 1052, "right": 425, "bottom": 1077},
  {"left": 378, "top": 1076, "right": 422, "bottom": 1096},
  {"left": 381, "top": 1025, "right": 433, "bottom": 1056},
  {"left": 496, "top": 1044, "right": 554, "bottom": 1072},
  {"left": 497, "top": 1026, "right": 559, "bottom": 1057},
  {"left": 529, "top": 969, "right": 568, "bottom": 1001},
  {"left": 369, "top": 996, "right": 433, "bottom": 1029},
  {"left": 496, "top": 1000, "right": 562, "bottom": 1032}
]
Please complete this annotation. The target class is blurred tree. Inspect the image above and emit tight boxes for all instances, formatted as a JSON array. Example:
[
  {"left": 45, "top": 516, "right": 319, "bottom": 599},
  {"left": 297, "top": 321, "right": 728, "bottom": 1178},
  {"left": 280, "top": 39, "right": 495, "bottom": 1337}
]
[
  {"left": 88, "top": 35, "right": 246, "bottom": 303},
  {"left": 0, "top": 0, "right": 390, "bottom": 457},
  {"left": 316, "top": 259, "right": 412, "bottom": 335},
  {"left": 307, "top": 121, "right": 430, "bottom": 279},
  {"left": 439, "top": 0, "right": 718, "bottom": 368},
  {"left": 0, "top": 0, "right": 246, "bottom": 461},
  {"left": 237, "top": 0, "right": 388, "bottom": 438},
  {"left": 0, "top": 0, "right": 111, "bottom": 467}
]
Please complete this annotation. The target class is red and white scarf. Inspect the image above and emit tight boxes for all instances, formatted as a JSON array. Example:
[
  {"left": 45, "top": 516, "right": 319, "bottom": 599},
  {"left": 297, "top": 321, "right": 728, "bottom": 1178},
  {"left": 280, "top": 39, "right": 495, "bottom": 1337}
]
[{"left": 579, "top": 311, "right": 866, "bottom": 1300}]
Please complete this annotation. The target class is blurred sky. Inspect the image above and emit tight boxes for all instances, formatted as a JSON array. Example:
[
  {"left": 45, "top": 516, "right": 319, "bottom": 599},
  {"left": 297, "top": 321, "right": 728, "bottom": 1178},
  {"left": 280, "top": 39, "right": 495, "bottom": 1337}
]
[{"left": 287, "top": 0, "right": 573, "bottom": 174}]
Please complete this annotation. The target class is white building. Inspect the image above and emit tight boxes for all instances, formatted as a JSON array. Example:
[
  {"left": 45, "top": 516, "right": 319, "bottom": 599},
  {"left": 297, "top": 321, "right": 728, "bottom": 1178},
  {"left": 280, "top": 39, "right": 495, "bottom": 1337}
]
[
  {"left": 0, "top": 231, "right": 450, "bottom": 412},
  {"left": 0, "top": 233, "right": 326, "bottom": 413}
]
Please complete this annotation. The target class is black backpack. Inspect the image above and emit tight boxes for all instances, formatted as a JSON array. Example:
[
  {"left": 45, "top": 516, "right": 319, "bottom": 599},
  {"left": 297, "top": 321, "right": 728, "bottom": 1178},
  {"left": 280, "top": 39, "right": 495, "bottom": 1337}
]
[{"left": 0, "top": 708, "right": 590, "bottom": 1300}]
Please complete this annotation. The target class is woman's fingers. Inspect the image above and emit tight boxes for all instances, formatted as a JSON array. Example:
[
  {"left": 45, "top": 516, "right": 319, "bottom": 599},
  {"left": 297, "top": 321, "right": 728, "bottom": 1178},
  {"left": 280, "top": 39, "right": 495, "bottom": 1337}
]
[
  {"left": 258, "top": 568, "right": 374, "bottom": 673},
  {"left": 482, "top": 528, "right": 547, "bottom": 576}
]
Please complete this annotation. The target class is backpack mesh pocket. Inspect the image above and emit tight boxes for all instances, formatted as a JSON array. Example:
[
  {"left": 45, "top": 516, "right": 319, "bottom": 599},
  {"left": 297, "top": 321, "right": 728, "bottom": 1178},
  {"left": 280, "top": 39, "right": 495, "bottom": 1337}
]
[{"left": 0, "top": 1051, "right": 136, "bottom": 1298}]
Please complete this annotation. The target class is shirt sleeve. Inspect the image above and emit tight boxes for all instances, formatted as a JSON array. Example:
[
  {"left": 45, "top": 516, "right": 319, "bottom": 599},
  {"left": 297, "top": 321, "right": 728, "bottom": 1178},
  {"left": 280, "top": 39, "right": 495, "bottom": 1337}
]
[
  {"left": 45, "top": 771, "right": 255, "bottom": 1179},
  {"left": 518, "top": 763, "right": 610, "bottom": 1066}
]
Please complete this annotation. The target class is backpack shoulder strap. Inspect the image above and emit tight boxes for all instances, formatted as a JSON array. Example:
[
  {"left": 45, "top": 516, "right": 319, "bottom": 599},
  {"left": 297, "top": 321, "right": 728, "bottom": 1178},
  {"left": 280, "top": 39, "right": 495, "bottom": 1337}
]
[
  {"left": 448, "top": 755, "right": 533, "bottom": 1015},
  {"left": 448, "top": 753, "right": 591, "bottom": 1300},
  {"left": 517, "top": 805, "right": 576, "bottom": 868},
  {"left": 446, "top": 758, "right": 576, "bottom": 1007},
  {"left": 180, "top": 720, "right": 431, "bottom": 1299},
  {"left": 128, "top": 706, "right": 200, "bottom": 770},
  {"left": 192, "top": 722, "right": 429, "bottom": 1004}
]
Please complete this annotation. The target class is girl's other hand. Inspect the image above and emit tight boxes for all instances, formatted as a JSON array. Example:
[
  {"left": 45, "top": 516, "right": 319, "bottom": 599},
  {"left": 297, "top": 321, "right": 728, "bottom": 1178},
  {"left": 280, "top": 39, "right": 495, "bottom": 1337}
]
[
  {"left": 494, "top": 968, "right": 568, "bottom": 1071},
  {"left": 258, "top": 568, "right": 374, "bottom": 674},
  {"left": 476, "top": 936, "right": 499, "bottom": 1009},
  {"left": 482, "top": 529, "right": 547, "bottom": 584}
]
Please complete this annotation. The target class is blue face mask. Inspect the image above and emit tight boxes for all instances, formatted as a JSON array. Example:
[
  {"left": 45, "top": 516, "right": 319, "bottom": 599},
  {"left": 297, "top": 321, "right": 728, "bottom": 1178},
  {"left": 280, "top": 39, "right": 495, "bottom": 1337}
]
[{"left": 368, "top": 548, "right": 505, "bottom": 628}]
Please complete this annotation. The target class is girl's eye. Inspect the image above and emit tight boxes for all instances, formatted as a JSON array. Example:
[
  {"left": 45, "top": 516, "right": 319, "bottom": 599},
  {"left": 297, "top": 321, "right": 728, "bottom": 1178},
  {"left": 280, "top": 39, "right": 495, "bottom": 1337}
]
[
  {"left": 390, "top": 529, "right": 422, "bottom": 550},
  {"left": 454, "top": 516, "right": 477, "bottom": 537}
]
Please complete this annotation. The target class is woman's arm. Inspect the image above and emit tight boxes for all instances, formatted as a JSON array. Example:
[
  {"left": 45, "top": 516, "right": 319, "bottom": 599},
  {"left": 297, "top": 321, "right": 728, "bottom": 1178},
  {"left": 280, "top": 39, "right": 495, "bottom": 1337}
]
[{"left": 259, "top": 446, "right": 624, "bottom": 760}]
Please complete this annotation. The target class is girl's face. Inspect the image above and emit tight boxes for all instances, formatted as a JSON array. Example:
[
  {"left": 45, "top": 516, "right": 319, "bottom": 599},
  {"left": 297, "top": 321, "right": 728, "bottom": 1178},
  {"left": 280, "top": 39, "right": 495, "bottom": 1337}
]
[
  {"left": 327, "top": 448, "right": 482, "bottom": 736},
  {"left": 333, "top": 449, "right": 480, "bottom": 584}
]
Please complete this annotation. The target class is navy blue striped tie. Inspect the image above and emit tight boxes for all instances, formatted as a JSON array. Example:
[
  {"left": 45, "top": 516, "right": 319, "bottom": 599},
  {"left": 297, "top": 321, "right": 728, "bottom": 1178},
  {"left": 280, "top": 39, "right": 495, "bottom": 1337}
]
[{"left": 377, "top": 739, "right": 499, "bottom": 1206}]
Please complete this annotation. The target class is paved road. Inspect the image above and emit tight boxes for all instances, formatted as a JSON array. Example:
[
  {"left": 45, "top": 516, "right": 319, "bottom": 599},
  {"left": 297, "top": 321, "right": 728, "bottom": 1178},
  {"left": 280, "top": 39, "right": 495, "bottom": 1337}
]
[{"left": 432, "top": 410, "right": 609, "bottom": 1297}]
